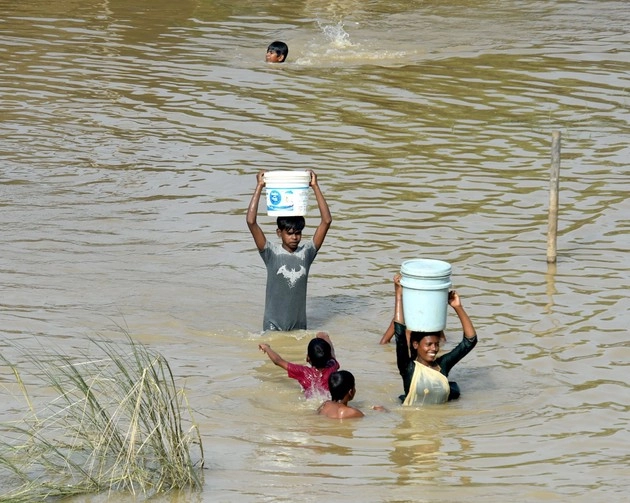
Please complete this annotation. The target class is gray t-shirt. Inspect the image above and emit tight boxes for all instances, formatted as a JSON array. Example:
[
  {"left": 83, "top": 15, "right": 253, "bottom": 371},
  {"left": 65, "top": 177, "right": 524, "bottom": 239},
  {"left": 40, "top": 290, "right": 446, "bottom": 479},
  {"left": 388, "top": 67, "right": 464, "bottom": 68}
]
[{"left": 260, "top": 240, "right": 318, "bottom": 331}]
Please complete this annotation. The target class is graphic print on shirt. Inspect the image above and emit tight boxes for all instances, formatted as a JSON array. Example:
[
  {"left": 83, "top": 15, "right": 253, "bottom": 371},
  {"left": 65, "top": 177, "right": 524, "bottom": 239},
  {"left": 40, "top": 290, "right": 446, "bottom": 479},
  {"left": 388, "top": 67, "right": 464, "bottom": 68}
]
[{"left": 277, "top": 265, "right": 306, "bottom": 287}]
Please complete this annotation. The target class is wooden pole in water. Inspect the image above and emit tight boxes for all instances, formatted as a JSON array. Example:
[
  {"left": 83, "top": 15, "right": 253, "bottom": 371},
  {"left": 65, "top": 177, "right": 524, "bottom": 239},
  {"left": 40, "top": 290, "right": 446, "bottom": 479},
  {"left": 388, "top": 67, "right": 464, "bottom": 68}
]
[{"left": 546, "top": 131, "right": 561, "bottom": 263}]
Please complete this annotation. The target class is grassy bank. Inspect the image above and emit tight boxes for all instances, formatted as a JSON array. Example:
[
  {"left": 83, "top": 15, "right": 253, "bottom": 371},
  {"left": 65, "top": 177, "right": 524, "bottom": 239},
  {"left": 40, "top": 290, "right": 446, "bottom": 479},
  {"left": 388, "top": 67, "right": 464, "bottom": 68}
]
[{"left": 0, "top": 335, "right": 204, "bottom": 501}]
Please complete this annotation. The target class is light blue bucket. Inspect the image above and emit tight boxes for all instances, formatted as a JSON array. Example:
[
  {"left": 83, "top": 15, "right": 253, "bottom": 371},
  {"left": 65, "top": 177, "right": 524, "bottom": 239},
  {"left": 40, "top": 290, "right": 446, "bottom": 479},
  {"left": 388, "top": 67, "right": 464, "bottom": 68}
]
[{"left": 400, "top": 259, "right": 452, "bottom": 332}]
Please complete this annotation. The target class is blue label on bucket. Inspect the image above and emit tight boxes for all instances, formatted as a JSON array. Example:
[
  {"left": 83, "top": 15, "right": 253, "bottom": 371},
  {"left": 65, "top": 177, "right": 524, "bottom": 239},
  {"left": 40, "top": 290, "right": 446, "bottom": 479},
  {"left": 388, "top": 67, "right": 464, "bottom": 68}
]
[{"left": 267, "top": 189, "right": 295, "bottom": 211}]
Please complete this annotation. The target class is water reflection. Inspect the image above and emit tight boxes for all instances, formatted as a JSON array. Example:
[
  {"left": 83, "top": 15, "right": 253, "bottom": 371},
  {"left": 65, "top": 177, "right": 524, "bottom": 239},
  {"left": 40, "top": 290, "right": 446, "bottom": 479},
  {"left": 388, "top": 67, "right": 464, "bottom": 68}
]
[
  {"left": 545, "top": 262, "right": 557, "bottom": 314},
  {"left": 390, "top": 409, "right": 446, "bottom": 484}
]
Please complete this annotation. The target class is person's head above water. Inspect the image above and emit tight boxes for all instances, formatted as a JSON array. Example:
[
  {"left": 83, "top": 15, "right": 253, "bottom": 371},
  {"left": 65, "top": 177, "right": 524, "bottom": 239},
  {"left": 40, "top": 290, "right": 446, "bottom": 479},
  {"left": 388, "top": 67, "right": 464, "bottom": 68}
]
[
  {"left": 307, "top": 337, "right": 333, "bottom": 369},
  {"left": 266, "top": 40, "right": 288, "bottom": 63},
  {"left": 409, "top": 330, "right": 447, "bottom": 366},
  {"left": 328, "top": 370, "right": 356, "bottom": 402},
  {"left": 276, "top": 215, "right": 305, "bottom": 233}
]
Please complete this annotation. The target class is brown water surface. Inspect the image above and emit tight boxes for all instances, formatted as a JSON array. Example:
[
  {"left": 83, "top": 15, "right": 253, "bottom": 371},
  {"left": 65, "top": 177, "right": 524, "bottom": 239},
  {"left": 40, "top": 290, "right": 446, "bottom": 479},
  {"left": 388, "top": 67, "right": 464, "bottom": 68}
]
[{"left": 1, "top": 0, "right": 629, "bottom": 501}]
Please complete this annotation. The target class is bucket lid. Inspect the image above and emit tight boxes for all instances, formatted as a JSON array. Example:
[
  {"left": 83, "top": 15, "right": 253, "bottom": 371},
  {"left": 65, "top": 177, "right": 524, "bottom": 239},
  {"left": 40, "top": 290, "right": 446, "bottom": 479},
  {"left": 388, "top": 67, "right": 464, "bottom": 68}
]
[
  {"left": 263, "top": 170, "right": 311, "bottom": 183},
  {"left": 401, "top": 259, "right": 452, "bottom": 278}
]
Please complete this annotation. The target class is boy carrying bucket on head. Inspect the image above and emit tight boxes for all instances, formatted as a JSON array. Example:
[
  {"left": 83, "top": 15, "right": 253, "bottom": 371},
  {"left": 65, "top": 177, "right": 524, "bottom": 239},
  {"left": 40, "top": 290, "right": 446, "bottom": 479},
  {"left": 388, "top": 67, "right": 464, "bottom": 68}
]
[{"left": 246, "top": 169, "right": 332, "bottom": 332}]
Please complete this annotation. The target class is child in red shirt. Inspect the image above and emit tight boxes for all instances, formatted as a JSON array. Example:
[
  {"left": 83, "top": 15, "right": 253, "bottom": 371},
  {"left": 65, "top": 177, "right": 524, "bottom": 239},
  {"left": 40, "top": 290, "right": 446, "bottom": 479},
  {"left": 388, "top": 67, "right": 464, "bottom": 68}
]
[{"left": 258, "top": 332, "right": 339, "bottom": 398}]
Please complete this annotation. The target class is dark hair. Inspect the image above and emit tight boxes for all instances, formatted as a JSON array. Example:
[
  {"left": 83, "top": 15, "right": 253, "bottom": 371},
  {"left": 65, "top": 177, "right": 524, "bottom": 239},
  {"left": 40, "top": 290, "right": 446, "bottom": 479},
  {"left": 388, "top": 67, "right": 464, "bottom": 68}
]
[
  {"left": 267, "top": 40, "right": 289, "bottom": 60},
  {"left": 328, "top": 370, "right": 355, "bottom": 401},
  {"left": 307, "top": 338, "right": 332, "bottom": 369},
  {"left": 277, "top": 216, "right": 305, "bottom": 232},
  {"left": 409, "top": 331, "right": 443, "bottom": 344}
]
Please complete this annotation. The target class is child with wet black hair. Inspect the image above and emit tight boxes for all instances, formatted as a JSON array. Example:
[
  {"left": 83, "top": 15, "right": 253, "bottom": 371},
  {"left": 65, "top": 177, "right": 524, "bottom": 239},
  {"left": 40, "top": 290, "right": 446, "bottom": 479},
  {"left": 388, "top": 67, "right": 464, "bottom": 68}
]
[
  {"left": 259, "top": 332, "right": 339, "bottom": 398},
  {"left": 266, "top": 40, "right": 288, "bottom": 63},
  {"left": 317, "top": 370, "right": 364, "bottom": 419},
  {"left": 318, "top": 370, "right": 388, "bottom": 419}
]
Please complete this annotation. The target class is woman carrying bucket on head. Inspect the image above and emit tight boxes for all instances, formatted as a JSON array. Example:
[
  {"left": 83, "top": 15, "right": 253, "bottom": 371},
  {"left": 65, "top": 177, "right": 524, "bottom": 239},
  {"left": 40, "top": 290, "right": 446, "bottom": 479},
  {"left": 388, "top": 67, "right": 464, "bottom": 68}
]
[
  {"left": 386, "top": 264, "right": 478, "bottom": 405},
  {"left": 380, "top": 258, "right": 455, "bottom": 346}
]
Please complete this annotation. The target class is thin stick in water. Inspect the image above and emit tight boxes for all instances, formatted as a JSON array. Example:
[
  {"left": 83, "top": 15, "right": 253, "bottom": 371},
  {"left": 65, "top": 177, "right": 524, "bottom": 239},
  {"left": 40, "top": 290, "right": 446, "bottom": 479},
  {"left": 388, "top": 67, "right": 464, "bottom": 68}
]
[{"left": 547, "top": 131, "right": 561, "bottom": 263}]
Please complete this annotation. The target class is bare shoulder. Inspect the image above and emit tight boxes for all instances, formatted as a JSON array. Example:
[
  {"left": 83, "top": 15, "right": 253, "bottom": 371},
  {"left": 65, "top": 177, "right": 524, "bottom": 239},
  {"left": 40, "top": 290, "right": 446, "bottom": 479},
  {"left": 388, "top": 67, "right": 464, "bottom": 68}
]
[
  {"left": 338, "top": 405, "right": 364, "bottom": 419},
  {"left": 319, "top": 401, "right": 364, "bottom": 419},
  {"left": 317, "top": 400, "right": 330, "bottom": 414}
]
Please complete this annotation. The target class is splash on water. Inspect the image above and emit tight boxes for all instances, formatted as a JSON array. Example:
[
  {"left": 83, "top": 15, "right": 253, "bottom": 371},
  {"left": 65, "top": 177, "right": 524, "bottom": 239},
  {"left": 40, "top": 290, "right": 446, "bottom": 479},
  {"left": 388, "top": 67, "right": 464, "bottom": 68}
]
[
  {"left": 318, "top": 20, "right": 354, "bottom": 48},
  {"left": 296, "top": 19, "right": 410, "bottom": 66}
]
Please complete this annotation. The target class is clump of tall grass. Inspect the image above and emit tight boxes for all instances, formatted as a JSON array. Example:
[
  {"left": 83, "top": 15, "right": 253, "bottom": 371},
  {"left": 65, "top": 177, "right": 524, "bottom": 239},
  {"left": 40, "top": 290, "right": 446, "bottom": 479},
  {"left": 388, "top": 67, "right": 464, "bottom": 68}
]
[{"left": 0, "top": 335, "right": 204, "bottom": 501}]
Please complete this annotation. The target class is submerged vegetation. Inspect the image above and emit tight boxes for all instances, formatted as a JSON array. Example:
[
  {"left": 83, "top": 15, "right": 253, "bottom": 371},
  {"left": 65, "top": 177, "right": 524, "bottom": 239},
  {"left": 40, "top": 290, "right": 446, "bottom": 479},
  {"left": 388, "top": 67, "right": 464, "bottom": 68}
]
[{"left": 0, "top": 335, "right": 204, "bottom": 501}]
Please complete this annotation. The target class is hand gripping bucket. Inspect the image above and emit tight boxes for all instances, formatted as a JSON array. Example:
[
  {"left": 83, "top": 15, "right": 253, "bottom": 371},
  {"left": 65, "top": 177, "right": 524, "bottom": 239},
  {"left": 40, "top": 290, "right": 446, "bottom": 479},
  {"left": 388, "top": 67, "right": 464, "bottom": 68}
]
[
  {"left": 263, "top": 170, "right": 311, "bottom": 216},
  {"left": 400, "top": 259, "right": 452, "bottom": 332}
]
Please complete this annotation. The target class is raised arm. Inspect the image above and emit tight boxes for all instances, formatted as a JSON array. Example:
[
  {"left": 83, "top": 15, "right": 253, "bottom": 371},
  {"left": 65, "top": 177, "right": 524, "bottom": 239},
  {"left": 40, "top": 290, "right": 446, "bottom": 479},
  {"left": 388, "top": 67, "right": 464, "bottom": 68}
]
[
  {"left": 391, "top": 274, "right": 413, "bottom": 394},
  {"left": 246, "top": 170, "right": 267, "bottom": 251},
  {"left": 448, "top": 291, "right": 476, "bottom": 340},
  {"left": 258, "top": 343, "right": 289, "bottom": 370},
  {"left": 379, "top": 319, "right": 395, "bottom": 345},
  {"left": 309, "top": 170, "right": 332, "bottom": 250},
  {"left": 392, "top": 274, "right": 404, "bottom": 325},
  {"left": 380, "top": 274, "right": 404, "bottom": 344},
  {"left": 316, "top": 331, "right": 335, "bottom": 359}
]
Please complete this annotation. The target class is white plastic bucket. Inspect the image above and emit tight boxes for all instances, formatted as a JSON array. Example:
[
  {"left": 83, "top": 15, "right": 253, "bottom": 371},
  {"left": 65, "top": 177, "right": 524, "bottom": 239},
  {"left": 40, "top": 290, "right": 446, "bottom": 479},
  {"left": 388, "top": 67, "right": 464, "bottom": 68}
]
[
  {"left": 400, "top": 259, "right": 452, "bottom": 332},
  {"left": 263, "top": 170, "right": 311, "bottom": 216}
]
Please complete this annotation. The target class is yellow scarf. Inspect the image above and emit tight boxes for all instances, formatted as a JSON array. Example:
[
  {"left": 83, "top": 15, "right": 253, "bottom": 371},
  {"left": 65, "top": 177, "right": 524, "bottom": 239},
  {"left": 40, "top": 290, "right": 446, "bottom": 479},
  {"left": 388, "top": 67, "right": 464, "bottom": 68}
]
[{"left": 403, "top": 361, "right": 450, "bottom": 406}]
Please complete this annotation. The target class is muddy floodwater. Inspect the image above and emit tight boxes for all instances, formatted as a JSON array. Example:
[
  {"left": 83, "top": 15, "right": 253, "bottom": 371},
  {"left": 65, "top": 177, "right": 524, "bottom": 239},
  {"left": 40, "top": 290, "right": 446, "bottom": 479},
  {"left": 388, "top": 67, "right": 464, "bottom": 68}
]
[{"left": 1, "top": 0, "right": 629, "bottom": 501}]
